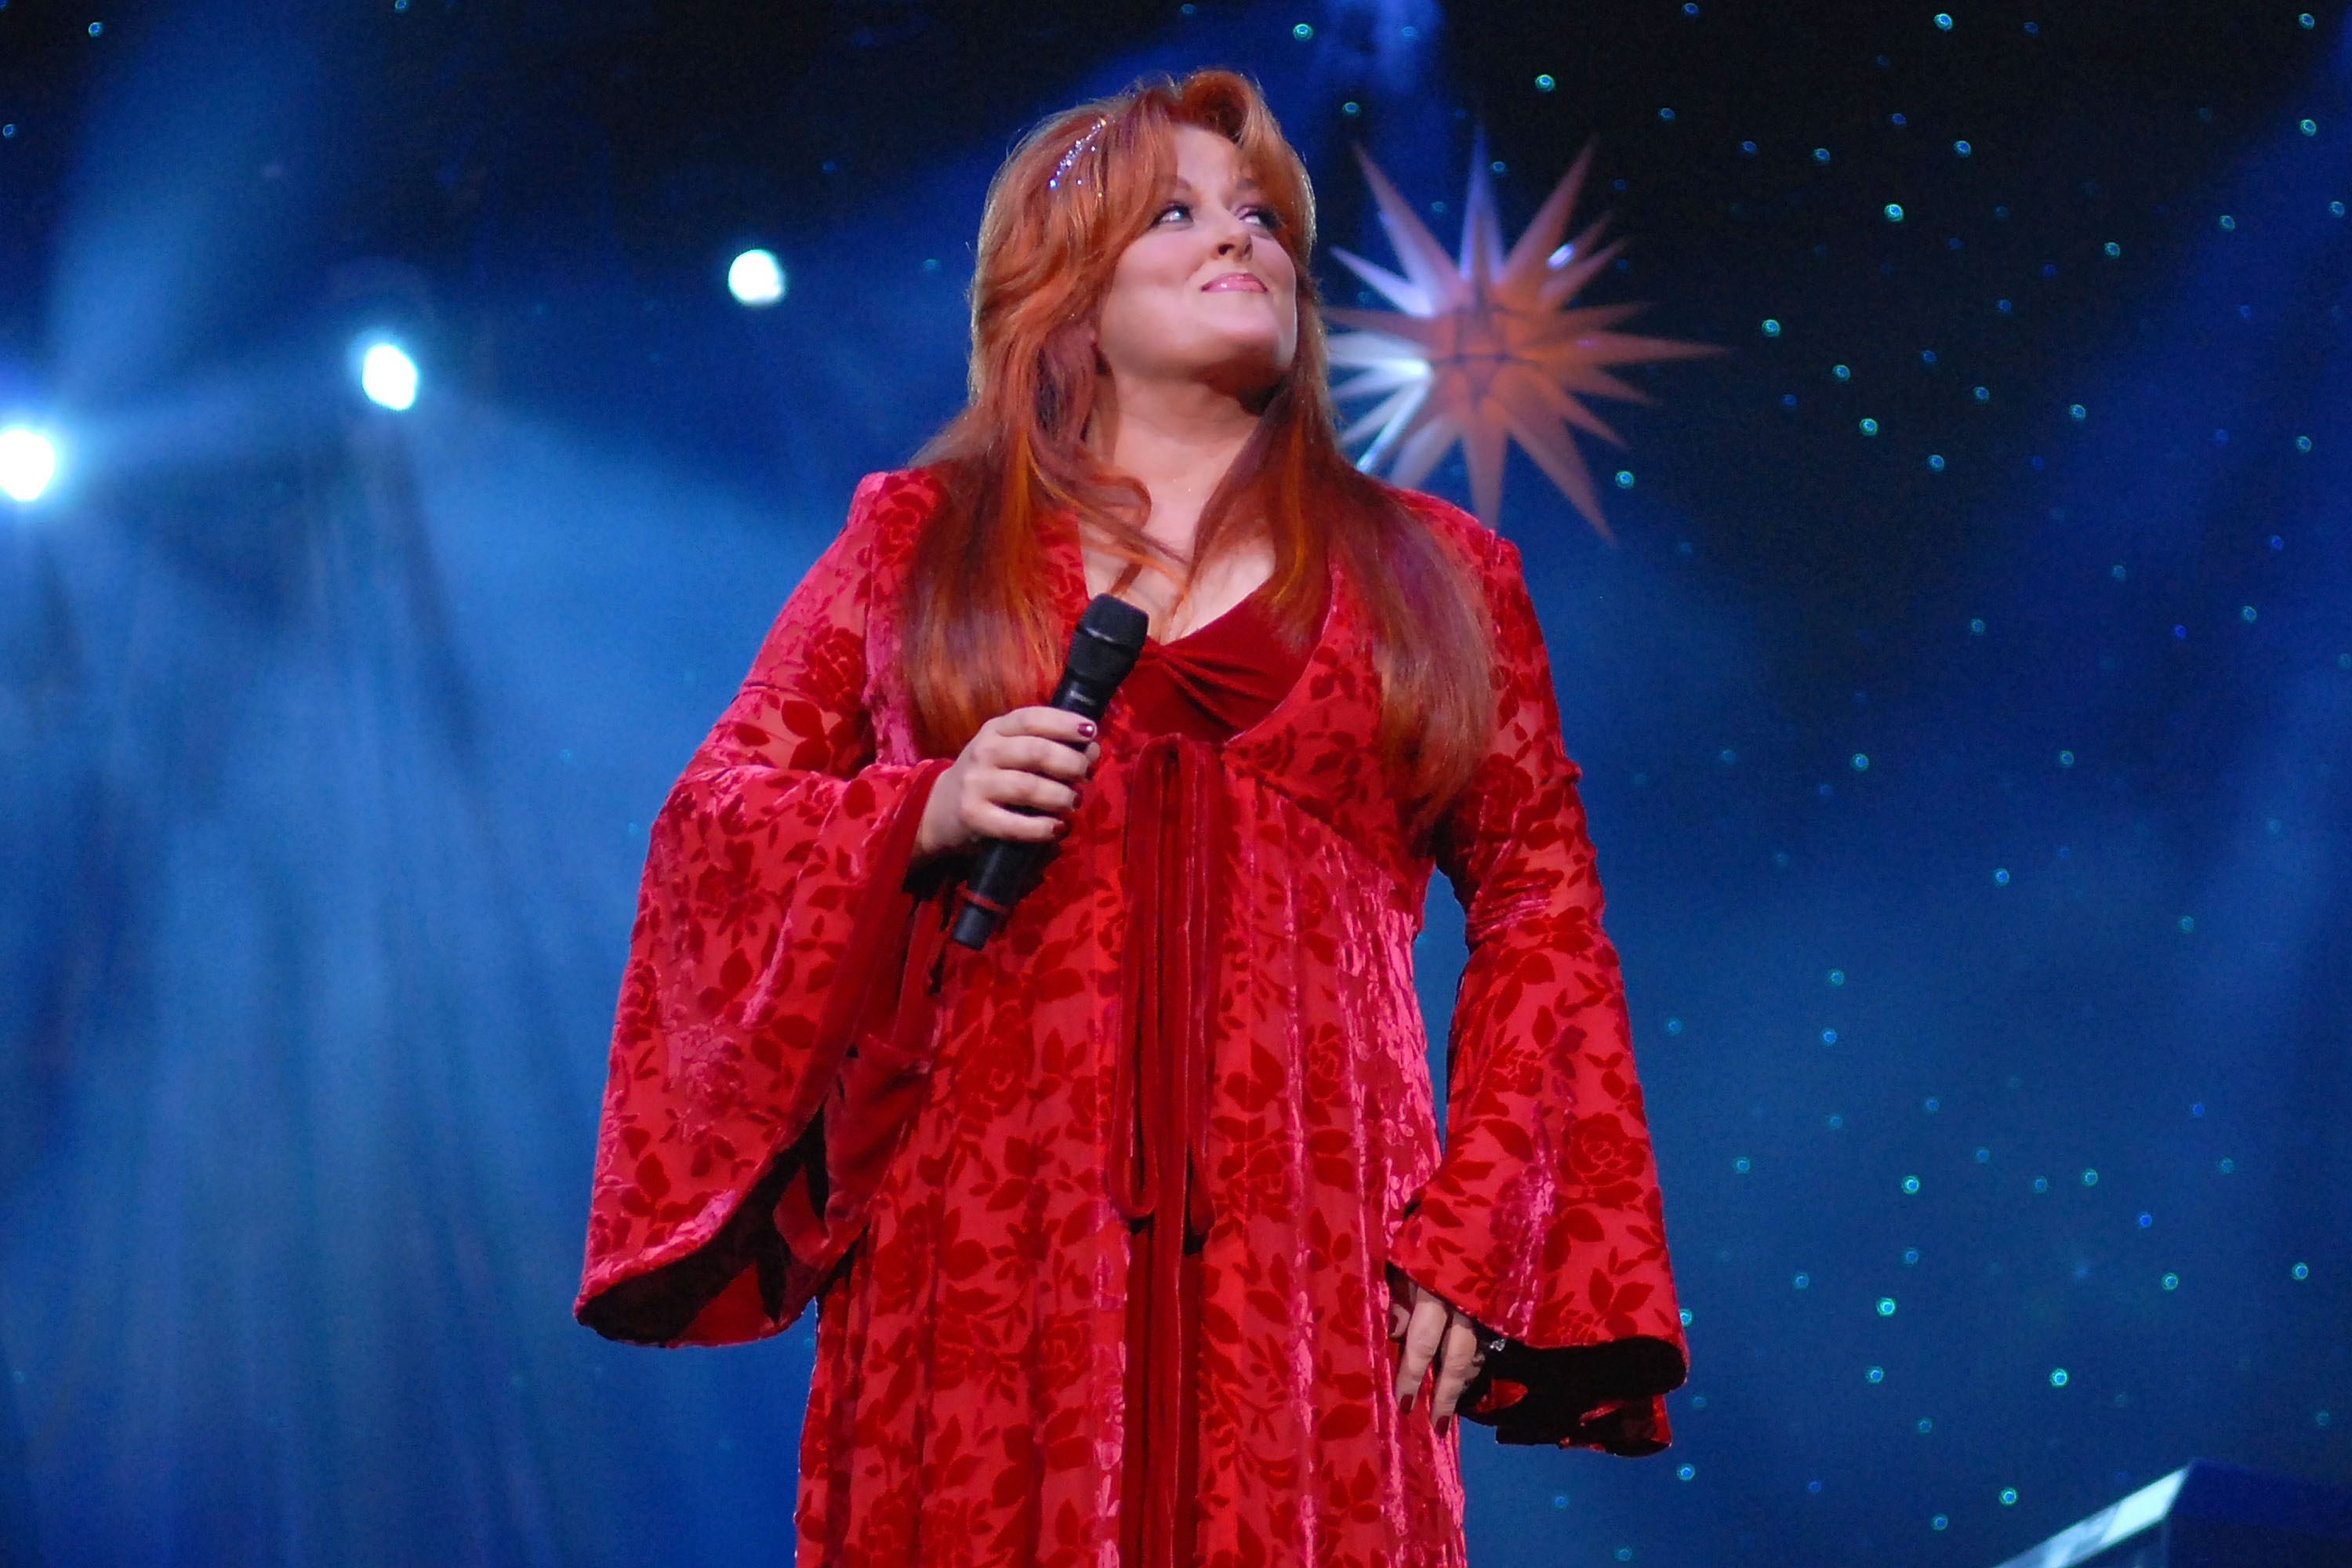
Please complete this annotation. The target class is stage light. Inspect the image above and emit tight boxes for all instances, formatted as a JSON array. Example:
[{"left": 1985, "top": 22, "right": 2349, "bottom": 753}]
[
  {"left": 0, "top": 426, "right": 58, "bottom": 503},
  {"left": 728, "top": 249, "right": 787, "bottom": 307},
  {"left": 360, "top": 343, "right": 419, "bottom": 411}
]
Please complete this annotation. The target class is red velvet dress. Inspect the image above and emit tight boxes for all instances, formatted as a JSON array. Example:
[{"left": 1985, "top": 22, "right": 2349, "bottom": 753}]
[{"left": 575, "top": 469, "right": 1687, "bottom": 1568}]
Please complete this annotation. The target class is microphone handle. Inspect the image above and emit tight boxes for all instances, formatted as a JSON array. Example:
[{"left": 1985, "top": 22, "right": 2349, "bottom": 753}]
[{"left": 948, "top": 670, "right": 1115, "bottom": 950}]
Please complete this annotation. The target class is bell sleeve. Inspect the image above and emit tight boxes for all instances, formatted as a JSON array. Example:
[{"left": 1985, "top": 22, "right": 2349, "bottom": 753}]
[
  {"left": 575, "top": 472, "right": 953, "bottom": 1348},
  {"left": 1385, "top": 528, "right": 1689, "bottom": 1454}
]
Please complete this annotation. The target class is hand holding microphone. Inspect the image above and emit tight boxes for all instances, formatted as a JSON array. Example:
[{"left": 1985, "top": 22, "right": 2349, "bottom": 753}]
[{"left": 915, "top": 595, "right": 1149, "bottom": 949}]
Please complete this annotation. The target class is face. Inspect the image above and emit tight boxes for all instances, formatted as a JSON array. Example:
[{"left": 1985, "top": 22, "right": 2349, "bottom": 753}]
[{"left": 1092, "top": 124, "right": 1300, "bottom": 401}]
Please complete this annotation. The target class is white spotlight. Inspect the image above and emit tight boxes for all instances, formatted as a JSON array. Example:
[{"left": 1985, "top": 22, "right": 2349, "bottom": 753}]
[
  {"left": 728, "top": 249, "right": 786, "bottom": 307},
  {"left": 0, "top": 426, "right": 58, "bottom": 503},
  {"left": 360, "top": 343, "right": 419, "bottom": 411}
]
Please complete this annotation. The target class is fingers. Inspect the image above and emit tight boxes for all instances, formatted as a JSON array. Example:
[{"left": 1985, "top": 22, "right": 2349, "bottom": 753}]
[
  {"left": 1429, "top": 1312, "right": 1483, "bottom": 1424},
  {"left": 1392, "top": 1291, "right": 1450, "bottom": 1408},
  {"left": 991, "top": 706, "right": 1101, "bottom": 753}
]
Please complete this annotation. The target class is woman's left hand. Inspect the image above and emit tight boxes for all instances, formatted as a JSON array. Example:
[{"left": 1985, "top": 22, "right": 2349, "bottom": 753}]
[{"left": 1388, "top": 1264, "right": 1488, "bottom": 1425}]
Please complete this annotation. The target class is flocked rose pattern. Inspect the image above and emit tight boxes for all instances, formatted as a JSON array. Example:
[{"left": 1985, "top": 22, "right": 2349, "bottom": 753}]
[{"left": 578, "top": 469, "right": 1686, "bottom": 1566}]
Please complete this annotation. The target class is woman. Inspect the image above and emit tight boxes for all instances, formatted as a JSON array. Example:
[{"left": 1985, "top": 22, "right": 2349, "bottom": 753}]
[{"left": 576, "top": 71, "right": 1686, "bottom": 1568}]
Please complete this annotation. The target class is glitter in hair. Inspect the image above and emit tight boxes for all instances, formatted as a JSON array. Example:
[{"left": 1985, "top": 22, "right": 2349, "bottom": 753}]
[{"left": 1047, "top": 118, "right": 1109, "bottom": 191}]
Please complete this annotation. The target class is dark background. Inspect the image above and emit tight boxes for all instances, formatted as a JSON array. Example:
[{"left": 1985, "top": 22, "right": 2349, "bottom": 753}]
[{"left": 2, "top": 1, "right": 2347, "bottom": 1563}]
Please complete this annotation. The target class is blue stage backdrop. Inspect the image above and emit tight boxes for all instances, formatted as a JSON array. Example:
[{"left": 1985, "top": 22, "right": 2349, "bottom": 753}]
[{"left": 1, "top": 2, "right": 2347, "bottom": 1563}]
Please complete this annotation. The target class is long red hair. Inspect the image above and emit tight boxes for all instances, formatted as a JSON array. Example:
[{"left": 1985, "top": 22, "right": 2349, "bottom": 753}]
[{"left": 905, "top": 70, "right": 1494, "bottom": 818}]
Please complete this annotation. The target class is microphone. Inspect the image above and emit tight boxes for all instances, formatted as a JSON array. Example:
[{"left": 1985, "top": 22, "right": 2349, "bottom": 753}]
[{"left": 949, "top": 593, "right": 1149, "bottom": 950}]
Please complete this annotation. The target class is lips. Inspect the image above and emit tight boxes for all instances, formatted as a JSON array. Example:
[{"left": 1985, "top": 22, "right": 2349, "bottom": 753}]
[{"left": 1202, "top": 271, "right": 1269, "bottom": 292}]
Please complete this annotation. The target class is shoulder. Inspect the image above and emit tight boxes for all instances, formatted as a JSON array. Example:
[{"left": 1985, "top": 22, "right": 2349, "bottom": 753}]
[
  {"left": 1370, "top": 481, "right": 1526, "bottom": 597},
  {"left": 841, "top": 466, "right": 952, "bottom": 568}
]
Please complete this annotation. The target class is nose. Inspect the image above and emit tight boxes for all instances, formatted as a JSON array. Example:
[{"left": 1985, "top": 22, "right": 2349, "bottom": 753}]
[{"left": 1210, "top": 206, "right": 1254, "bottom": 256}]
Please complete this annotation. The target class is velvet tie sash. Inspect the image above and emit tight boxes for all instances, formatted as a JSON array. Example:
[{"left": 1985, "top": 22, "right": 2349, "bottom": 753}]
[{"left": 1108, "top": 732, "right": 1228, "bottom": 1568}]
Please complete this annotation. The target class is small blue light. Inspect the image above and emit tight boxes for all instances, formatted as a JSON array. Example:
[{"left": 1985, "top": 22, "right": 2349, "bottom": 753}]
[
  {"left": 1998, "top": 299, "right": 2013, "bottom": 313},
  {"left": 1953, "top": 139, "right": 1971, "bottom": 155},
  {"left": 1614, "top": 469, "right": 1635, "bottom": 488},
  {"left": 2082, "top": 1170, "right": 2099, "bottom": 1186},
  {"left": 1828, "top": 970, "right": 1846, "bottom": 985},
  {"left": 2162, "top": 1272, "right": 2180, "bottom": 1290},
  {"left": 88, "top": 20, "right": 101, "bottom": 35},
  {"left": 1534, "top": 74, "right": 1556, "bottom": 92},
  {"left": 2069, "top": 403, "right": 2087, "bottom": 420},
  {"left": 1891, "top": 113, "right": 1907, "bottom": 127},
  {"left": 1916, "top": 1418, "right": 1933, "bottom": 1433},
  {"left": 1794, "top": 1273, "right": 1810, "bottom": 1288},
  {"left": 2000, "top": 1488, "right": 2018, "bottom": 1506},
  {"left": 1974, "top": 385, "right": 1991, "bottom": 401},
  {"left": 1341, "top": 101, "right": 1359, "bottom": 116},
  {"left": 2178, "top": 915, "right": 2195, "bottom": 933},
  {"left": 1867, "top": 1367, "right": 1885, "bottom": 1383},
  {"left": 1904, "top": 1248, "right": 1920, "bottom": 1264},
  {"left": 1933, "top": 13, "right": 1952, "bottom": 29},
  {"left": 1678, "top": 1465, "right": 1696, "bottom": 1481},
  {"left": 2302, "top": 12, "right": 2316, "bottom": 26},
  {"left": 1740, "top": 140, "right": 1758, "bottom": 154},
  {"left": 2333, "top": 201, "right": 2347, "bottom": 217},
  {"left": 1933, "top": 1516, "right": 1950, "bottom": 1531},
  {"left": 2298, "top": 435, "right": 2314, "bottom": 451},
  {"left": 2034, "top": 1177, "right": 2049, "bottom": 1192},
  {"left": 2137, "top": 1212, "right": 2152, "bottom": 1228},
  {"left": 1927, "top": 454, "right": 1945, "bottom": 471},
  {"left": 1665, "top": 1018, "right": 1683, "bottom": 1034},
  {"left": 1733, "top": 1156, "right": 1751, "bottom": 1173},
  {"left": 2050, "top": 1369, "right": 2069, "bottom": 1387},
  {"left": 1851, "top": 753, "right": 1869, "bottom": 771},
  {"left": 2059, "top": 750, "right": 2075, "bottom": 767},
  {"left": 2220, "top": 214, "right": 2237, "bottom": 230},
  {"left": 1762, "top": 318, "right": 1781, "bottom": 336},
  {"left": 1833, "top": 363, "right": 1851, "bottom": 380},
  {"left": 1860, "top": 417, "right": 1879, "bottom": 435},
  {"left": 1901, "top": 1176, "right": 1920, "bottom": 1194},
  {"left": 1292, "top": 22, "right": 1313, "bottom": 38},
  {"left": 2292, "top": 1262, "right": 2310, "bottom": 1280},
  {"left": 1877, "top": 1298, "right": 1896, "bottom": 1316},
  {"left": 1969, "top": 618, "right": 1986, "bottom": 635},
  {"left": 358, "top": 342, "right": 419, "bottom": 410},
  {"left": 1823, "top": 1029, "right": 1839, "bottom": 1044},
  {"left": 2303, "top": 119, "right": 2318, "bottom": 136},
  {"left": 1660, "top": 107, "right": 1676, "bottom": 121},
  {"left": 1884, "top": 202, "right": 1904, "bottom": 222},
  {"left": 1813, "top": 147, "right": 1831, "bottom": 163},
  {"left": 1993, "top": 868, "right": 2009, "bottom": 885},
  {"left": 2104, "top": 241, "right": 2122, "bottom": 256}
]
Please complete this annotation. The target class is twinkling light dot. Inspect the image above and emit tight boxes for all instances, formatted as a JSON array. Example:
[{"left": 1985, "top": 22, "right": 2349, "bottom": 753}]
[
  {"left": 2034, "top": 1177, "right": 2049, "bottom": 1192},
  {"left": 1534, "top": 74, "right": 1556, "bottom": 91},
  {"left": 2069, "top": 403, "right": 2088, "bottom": 419},
  {"left": 1659, "top": 107, "right": 1677, "bottom": 121},
  {"left": 1665, "top": 1018, "right": 1683, "bottom": 1035},
  {"left": 1292, "top": 22, "right": 1313, "bottom": 38},
  {"left": 1903, "top": 1248, "right": 1919, "bottom": 1264},
  {"left": 1822, "top": 1029, "right": 1839, "bottom": 1044},
  {"left": 1953, "top": 139, "right": 1971, "bottom": 155},
  {"left": 1833, "top": 363, "right": 1851, "bottom": 380},
  {"left": 1614, "top": 469, "right": 1635, "bottom": 488},
  {"left": 2163, "top": 1272, "right": 2180, "bottom": 1290},
  {"left": 1679, "top": 1308, "right": 1693, "bottom": 1325},
  {"left": 1678, "top": 1465, "right": 1696, "bottom": 1481},
  {"left": 1762, "top": 318, "right": 1781, "bottom": 336},
  {"left": 1933, "top": 12, "right": 1952, "bottom": 27},
  {"left": 1928, "top": 454, "right": 1945, "bottom": 471},
  {"left": 1814, "top": 147, "right": 1831, "bottom": 163},
  {"left": 2303, "top": 12, "right": 2317, "bottom": 27},
  {"left": 2105, "top": 241, "right": 2122, "bottom": 256},
  {"left": 1915, "top": 1417, "right": 1933, "bottom": 1433},
  {"left": 1851, "top": 753, "right": 1869, "bottom": 771},
  {"left": 1924, "top": 1098, "right": 1940, "bottom": 1113},
  {"left": 2178, "top": 916, "right": 2195, "bottom": 933},
  {"left": 1993, "top": 867, "right": 2009, "bottom": 885},
  {"left": 1860, "top": 417, "right": 1879, "bottom": 435},
  {"left": 2220, "top": 214, "right": 2237, "bottom": 230},
  {"left": 2050, "top": 1369, "right": 2069, "bottom": 1387},
  {"left": 2000, "top": 1488, "right": 2018, "bottom": 1505},
  {"left": 1733, "top": 1157, "right": 1751, "bottom": 1173},
  {"left": 2137, "top": 1212, "right": 2152, "bottom": 1227},
  {"left": 2293, "top": 1262, "right": 2310, "bottom": 1280},
  {"left": 2059, "top": 750, "right": 2075, "bottom": 767},
  {"left": 2302, "top": 119, "right": 2318, "bottom": 136},
  {"left": 1901, "top": 1176, "right": 1920, "bottom": 1194},
  {"left": 2241, "top": 605, "right": 2257, "bottom": 622},
  {"left": 2219, "top": 1158, "right": 2235, "bottom": 1173},
  {"left": 1884, "top": 203, "right": 1905, "bottom": 222},
  {"left": 359, "top": 343, "right": 419, "bottom": 410},
  {"left": 1683, "top": 2, "right": 1698, "bottom": 13},
  {"left": 88, "top": 21, "right": 102, "bottom": 35},
  {"left": 2174, "top": 624, "right": 2188, "bottom": 639},
  {"left": 1808, "top": 1481, "right": 1824, "bottom": 1493},
  {"left": 1794, "top": 1273, "right": 1810, "bottom": 1288},
  {"left": 2298, "top": 435, "right": 2314, "bottom": 451},
  {"left": 1890, "top": 113, "right": 1907, "bottom": 127},
  {"left": 1867, "top": 1366, "right": 1885, "bottom": 1383},
  {"left": 1932, "top": 1515, "right": 1949, "bottom": 1531},
  {"left": 1969, "top": 618, "right": 1986, "bottom": 634},
  {"left": 1341, "top": 100, "right": 1359, "bottom": 116},
  {"left": 1614, "top": 1550, "right": 1632, "bottom": 1563},
  {"left": 1828, "top": 970, "right": 1846, "bottom": 985},
  {"left": 2334, "top": 201, "right": 2348, "bottom": 217},
  {"left": 1552, "top": 1495, "right": 1568, "bottom": 1509},
  {"left": 2112, "top": 564, "right": 2127, "bottom": 579},
  {"left": 1877, "top": 1298, "right": 1896, "bottom": 1316},
  {"left": 2082, "top": 1170, "right": 2098, "bottom": 1186},
  {"left": 1828, "top": 1115, "right": 1845, "bottom": 1128},
  {"left": 1998, "top": 298, "right": 2013, "bottom": 312},
  {"left": 1740, "top": 140, "right": 1758, "bottom": 154},
  {"left": 728, "top": 249, "right": 787, "bottom": 306}
]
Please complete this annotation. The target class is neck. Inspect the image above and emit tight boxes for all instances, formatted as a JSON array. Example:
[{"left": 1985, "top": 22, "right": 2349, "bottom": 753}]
[{"left": 1088, "top": 373, "right": 1265, "bottom": 539}]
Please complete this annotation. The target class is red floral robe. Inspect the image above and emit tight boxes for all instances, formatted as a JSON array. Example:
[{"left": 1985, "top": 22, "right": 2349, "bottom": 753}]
[{"left": 575, "top": 468, "right": 1687, "bottom": 1567}]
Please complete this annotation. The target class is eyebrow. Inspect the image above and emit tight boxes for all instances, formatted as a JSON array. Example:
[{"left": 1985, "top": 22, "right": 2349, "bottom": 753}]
[{"left": 1167, "top": 173, "right": 1266, "bottom": 195}]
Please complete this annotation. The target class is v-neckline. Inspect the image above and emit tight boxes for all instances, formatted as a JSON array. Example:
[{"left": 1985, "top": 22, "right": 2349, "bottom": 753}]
[
  {"left": 1050, "top": 524, "right": 1341, "bottom": 751},
  {"left": 1144, "top": 579, "right": 1269, "bottom": 651}
]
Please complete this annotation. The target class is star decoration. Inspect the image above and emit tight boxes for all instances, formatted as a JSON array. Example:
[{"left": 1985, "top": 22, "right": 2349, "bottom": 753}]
[{"left": 1325, "top": 142, "right": 1719, "bottom": 537}]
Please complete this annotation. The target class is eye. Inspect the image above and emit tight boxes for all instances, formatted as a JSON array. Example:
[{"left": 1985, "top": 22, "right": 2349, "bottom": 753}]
[
  {"left": 1153, "top": 201, "right": 1192, "bottom": 225},
  {"left": 1244, "top": 205, "right": 1283, "bottom": 231}
]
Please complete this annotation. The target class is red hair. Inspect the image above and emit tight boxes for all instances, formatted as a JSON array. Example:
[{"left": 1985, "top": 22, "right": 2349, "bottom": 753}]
[{"left": 905, "top": 69, "right": 1494, "bottom": 818}]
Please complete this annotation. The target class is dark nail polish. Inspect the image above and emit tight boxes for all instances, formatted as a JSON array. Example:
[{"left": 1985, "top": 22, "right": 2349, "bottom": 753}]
[{"left": 1077, "top": 720, "right": 1097, "bottom": 738}]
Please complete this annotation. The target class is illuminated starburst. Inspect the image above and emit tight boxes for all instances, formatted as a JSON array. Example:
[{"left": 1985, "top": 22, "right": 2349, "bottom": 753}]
[{"left": 1326, "top": 143, "right": 1719, "bottom": 537}]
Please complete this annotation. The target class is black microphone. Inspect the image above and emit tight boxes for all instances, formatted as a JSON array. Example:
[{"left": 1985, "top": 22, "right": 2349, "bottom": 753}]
[{"left": 949, "top": 593, "right": 1149, "bottom": 950}]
